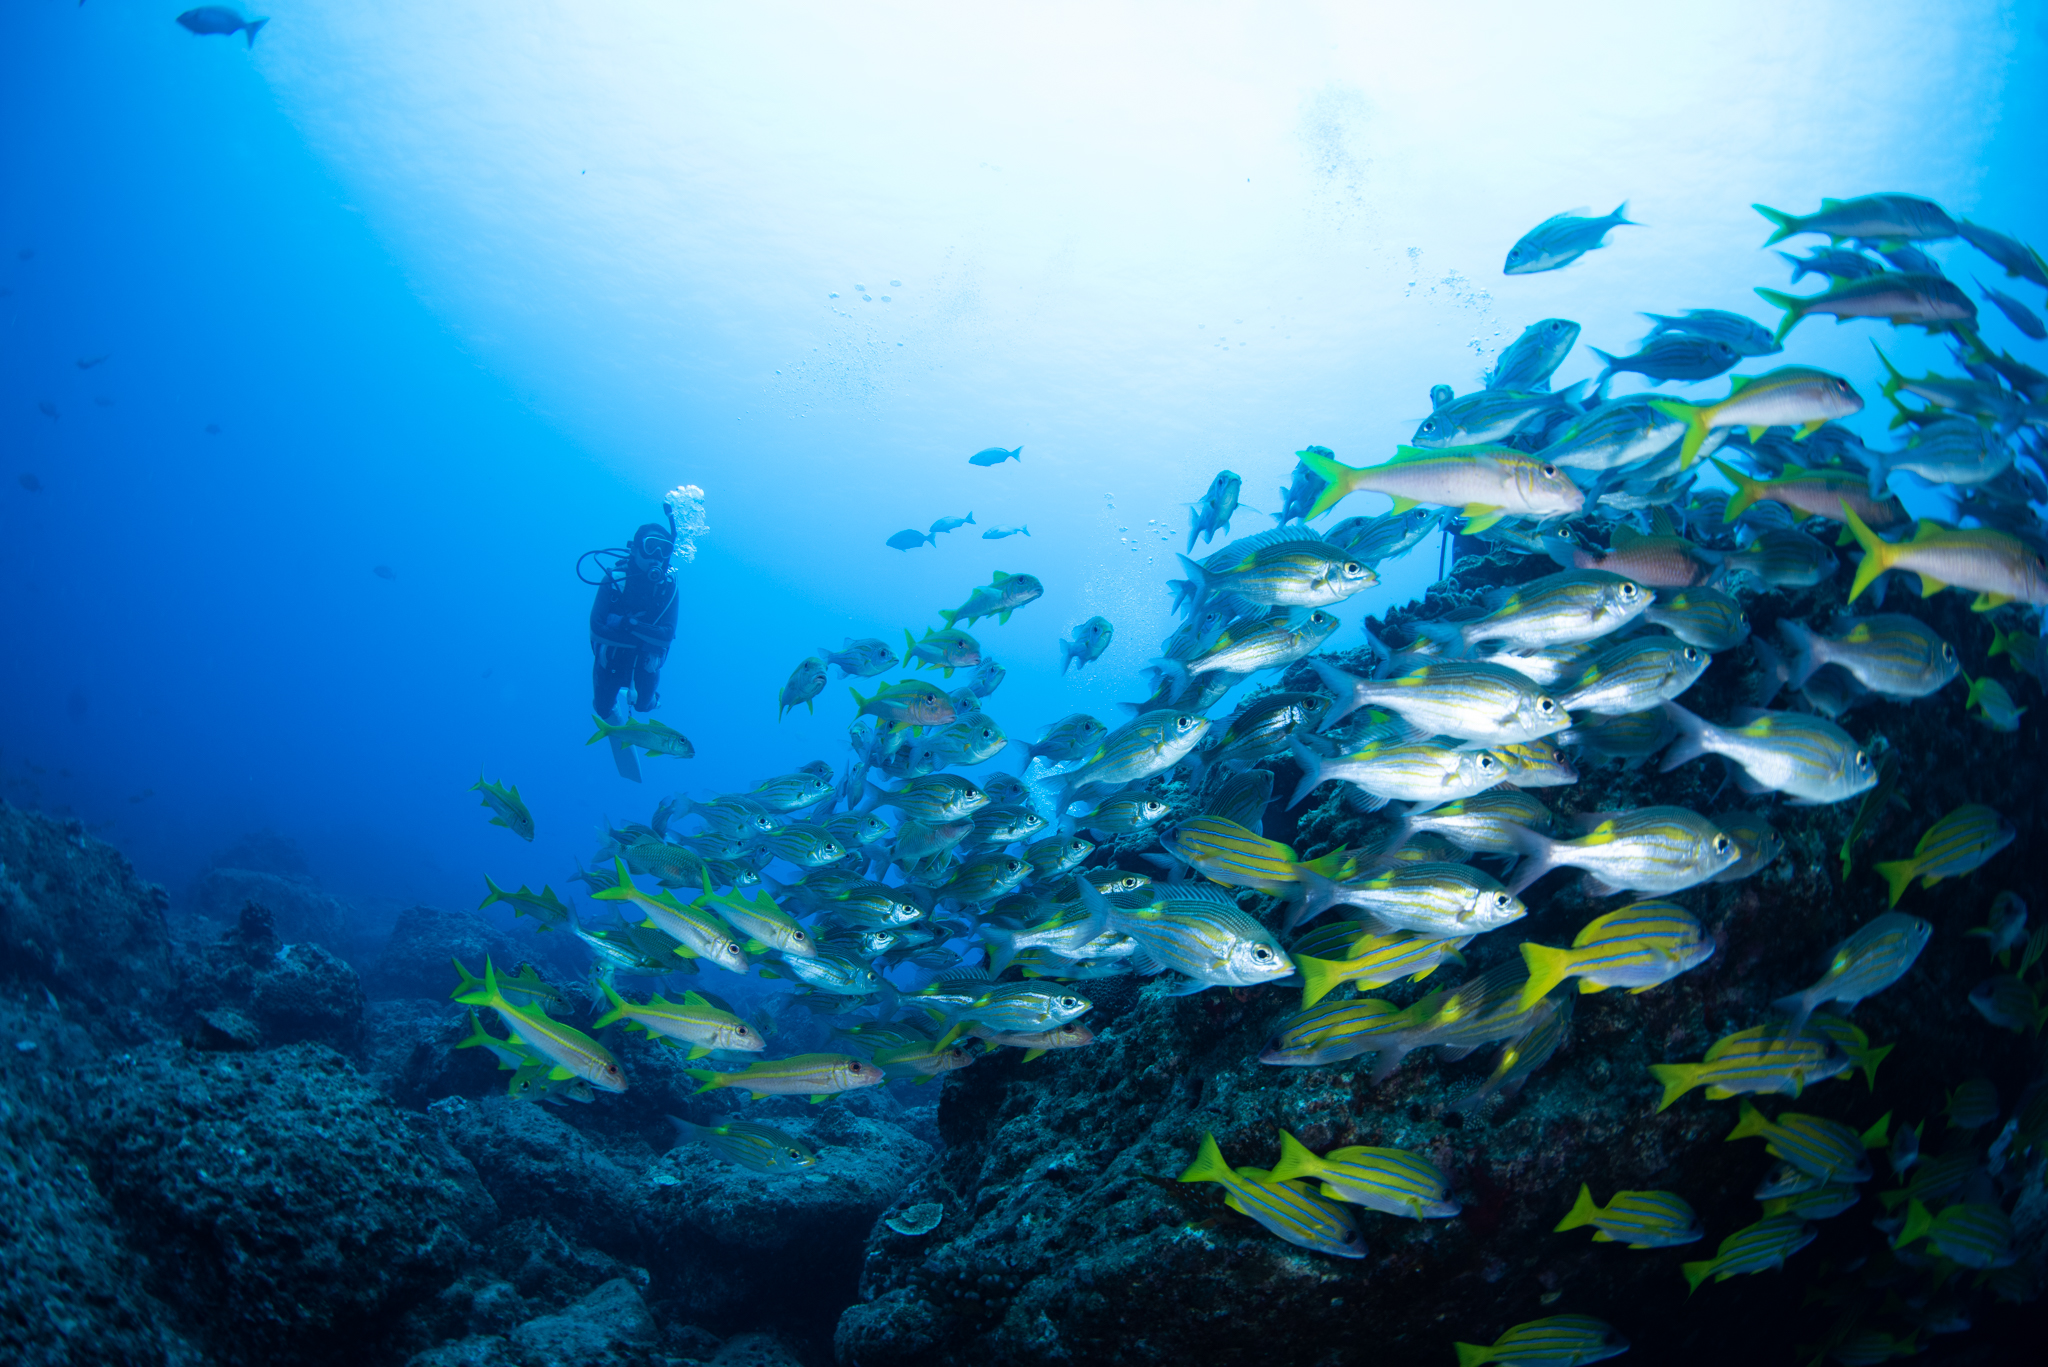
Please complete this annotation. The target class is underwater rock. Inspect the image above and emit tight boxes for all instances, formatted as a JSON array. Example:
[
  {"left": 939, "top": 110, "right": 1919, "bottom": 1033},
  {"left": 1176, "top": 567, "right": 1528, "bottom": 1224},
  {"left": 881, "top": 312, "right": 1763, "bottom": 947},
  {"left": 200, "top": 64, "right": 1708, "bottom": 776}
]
[
  {"left": 0, "top": 806, "right": 173, "bottom": 1021},
  {"left": 188, "top": 864, "right": 351, "bottom": 946},
  {"left": 367, "top": 904, "right": 542, "bottom": 1002},
  {"left": 438, "top": 1095, "right": 646, "bottom": 1249},
  {"left": 174, "top": 899, "right": 366, "bottom": 1052},
  {"left": 506, "top": 1277, "right": 660, "bottom": 1366},
  {"left": 366, "top": 997, "right": 505, "bottom": 1107},
  {"left": 80, "top": 1040, "right": 495, "bottom": 1365}
]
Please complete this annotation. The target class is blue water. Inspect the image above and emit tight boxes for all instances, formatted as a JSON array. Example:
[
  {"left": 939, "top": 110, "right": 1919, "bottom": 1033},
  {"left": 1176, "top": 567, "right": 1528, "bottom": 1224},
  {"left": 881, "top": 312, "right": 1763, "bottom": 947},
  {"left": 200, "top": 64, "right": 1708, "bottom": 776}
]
[{"left": 7, "top": 3, "right": 2041, "bottom": 912}]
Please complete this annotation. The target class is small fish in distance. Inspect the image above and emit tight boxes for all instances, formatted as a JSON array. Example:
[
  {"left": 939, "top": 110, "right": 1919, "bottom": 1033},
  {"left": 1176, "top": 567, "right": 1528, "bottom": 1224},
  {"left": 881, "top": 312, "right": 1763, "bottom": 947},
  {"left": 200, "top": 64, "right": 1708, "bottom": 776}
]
[
  {"left": 177, "top": 6, "right": 268, "bottom": 45},
  {"left": 981, "top": 525, "right": 1029, "bottom": 539},
  {"left": 1188, "top": 470, "right": 1242, "bottom": 552},
  {"left": 1060, "top": 616, "right": 1114, "bottom": 674},
  {"left": 885, "top": 528, "right": 934, "bottom": 550},
  {"left": 929, "top": 512, "right": 975, "bottom": 536},
  {"left": 969, "top": 446, "right": 1022, "bottom": 466},
  {"left": 1505, "top": 203, "right": 1638, "bottom": 274}
]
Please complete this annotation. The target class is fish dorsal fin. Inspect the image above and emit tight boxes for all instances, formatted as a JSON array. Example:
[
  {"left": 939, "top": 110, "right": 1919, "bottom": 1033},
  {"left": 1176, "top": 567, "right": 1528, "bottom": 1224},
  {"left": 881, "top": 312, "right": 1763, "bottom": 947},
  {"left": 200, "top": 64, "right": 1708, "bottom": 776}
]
[
  {"left": 1206, "top": 526, "right": 1329, "bottom": 564},
  {"left": 1159, "top": 882, "right": 1246, "bottom": 910},
  {"left": 1609, "top": 525, "right": 1646, "bottom": 548},
  {"left": 1648, "top": 507, "right": 1678, "bottom": 537},
  {"left": 991, "top": 571, "right": 1012, "bottom": 582},
  {"left": 1726, "top": 375, "right": 1753, "bottom": 394},
  {"left": 1820, "top": 198, "right": 1844, "bottom": 210}
]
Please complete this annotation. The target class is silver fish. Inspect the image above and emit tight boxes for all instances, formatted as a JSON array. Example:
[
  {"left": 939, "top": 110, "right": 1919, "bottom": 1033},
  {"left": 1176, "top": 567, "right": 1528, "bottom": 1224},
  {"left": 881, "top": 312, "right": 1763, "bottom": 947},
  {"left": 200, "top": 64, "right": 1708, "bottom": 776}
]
[
  {"left": 1313, "top": 660, "right": 1569, "bottom": 745},
  {"left": 1507, "top": 806, "right": 1739, "bottom": 896},
  {"left": 1660, "top": 702, "right": 1876, "bottom": 805},
  {"left": 1555, "top": 638, "right": 1711, "bottom": 716}
]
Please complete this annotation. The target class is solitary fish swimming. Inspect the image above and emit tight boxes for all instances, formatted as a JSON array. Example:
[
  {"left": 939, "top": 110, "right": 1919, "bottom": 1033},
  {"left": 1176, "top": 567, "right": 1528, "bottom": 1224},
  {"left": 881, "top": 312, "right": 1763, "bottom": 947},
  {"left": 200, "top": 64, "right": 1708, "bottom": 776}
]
[
  {"left": 1504, "top": 203, "right": 1638, "bottom": 274},
  {"left": 177, "top": 7, "right": 268, "bottom": 46}
]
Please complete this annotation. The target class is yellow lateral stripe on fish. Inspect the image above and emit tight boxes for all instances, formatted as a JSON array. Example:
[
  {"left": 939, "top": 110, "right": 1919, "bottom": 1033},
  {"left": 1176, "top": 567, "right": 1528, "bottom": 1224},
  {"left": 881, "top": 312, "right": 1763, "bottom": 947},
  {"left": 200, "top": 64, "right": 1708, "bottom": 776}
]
[{"left": 454, "top": 957, "right": 626, "bottom": 1093}]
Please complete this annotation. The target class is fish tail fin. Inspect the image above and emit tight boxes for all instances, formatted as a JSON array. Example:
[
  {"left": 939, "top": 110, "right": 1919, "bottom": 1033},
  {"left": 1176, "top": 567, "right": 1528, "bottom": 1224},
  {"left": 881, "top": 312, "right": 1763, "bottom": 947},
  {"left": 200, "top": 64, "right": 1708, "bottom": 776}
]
[
  {"left": 1453, "top": 1346, "right": 1498, "bottom": 1367},
  {"left": 1589, "top": 346, "right": 1620, "bottom": 383},
  {"left": 1266, "top": 1128, "right": 1322, "bottom": 1183},
  {"left": 1177, "top": 1132, "right": 1234, "bottom": 1186},
  {"left": 1648, "top": 1062, "right": 1698, "bottom": 1113},
  {"left": 1285, "top": 738, "right": 1326, "bottom": 810},
  {"left": 449, "top": 957, "right": 485, "bottom": 1002},
  {"left": 1872, "top": 858, "right": 1918, "bottom": 909},
  {"left": 455, "top": 1011, "right": 494, "bottom": 1051},
  {"left": 479, "top": 876, "right": 507, "bottom": 910},
  {"left": 590, "top": 979, "right": 631, "bottom": 1030},
  {"left": 1775, "top": 618, "right": 1824, "bottom": 690},
  {"left": 1610, "top": 200, "right": 1635, "bottom": 225},
  {"left": 1649, "top": 397, "right": 1711, "bottom": 467},
  {"left": 1553, "top": 1182, "right": 1602, "bottom": 1233},
  {"left": 244, "top": 17, "right": 268, "bottom": 47},
  {"left": 1657, "top": 701, "right": 1712, "bottom": 773},
  {"left": 1710, "top": 457, "right": 1764, "bottom": 522},
  {"left": 1516, "top": 941, "right": 1575, "bottom": 1010},
  {"left": 1172, "top": 554, "right": 1213, "bottom": 615},
  {"left": 1767, "top": 989, "right": 1818, "bottom": 1030},
  {"left": 1872, "top": 343, "right": 1908, "bottom": 402},
  {"left": 980, "top": 925, "right": 1020, "bottom": 978},
  {"left": 1502, "top": 823, "right": 1561, "bottom": 895},
  {"left": 1725, "top": 1098, "right": 1771, "bottom": 1141},
  {"left": 1838, "top": 499, "right": 1895, "bottom": 603},
  {"left": 1292, "top": 953, "right": 1349, "bottom": 1009},
  {"left": 1680, "top": 1258, "right": 1716, "bottom": 1294},
  {"left": 1755, "top": 287, "right": 1805, "bottom": 344},
  {"left": 682, "top": 1068, "right": 724, "bottom": 1094},
  {"left": 1894, "top": 1198, "right": 1934, "bottom": 1249},
  {"left": 584, "top": 714, "right": 616, "bottom": 746},
  {"left": 1297, "top": 447, "right": 1360, "bottom": 520},
  {"left": 1752, "top": 203, "right": 1799, "bottom": 247}
]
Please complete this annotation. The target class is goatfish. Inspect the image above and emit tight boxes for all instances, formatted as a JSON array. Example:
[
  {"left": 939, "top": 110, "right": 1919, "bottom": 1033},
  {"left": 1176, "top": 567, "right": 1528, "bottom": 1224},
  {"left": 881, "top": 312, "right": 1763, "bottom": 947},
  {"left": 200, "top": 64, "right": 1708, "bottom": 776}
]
[
  {"left": 1453, "top": 1316, "right": 1629, "bottom": 1367},
  {"left": 586, "top": 713, "right": 695, "bottom": 759},
  {"left": 479, "top": 876, "right": 571, "bottom": 931},
  {"left": 592, "top": 981, "right": 764, "bottom": 1057},
  {"left": 1649, "top": 367, "right": 1864, "bottom": 467},
  {"left": 1292, "top": 930, "right": 1460, "bottom": 1009},
  {"left": 1772, "top": 912, "right": 1932, "bottom": 1029},
  {"left": 1650, "top": 1023, "right": 1849, "bottom": 1111},
  {"left": 455, "top": 958, "right": 626, "bottom": 1093},
  {"left": 1312, "top": 660, "right": 1569, "bottom": 745},
  {"left": 1660, "top": 703, "right": 1876, "bottom": 806},
  {"left": 1725, "top": 1100, "right": 1884, "bottom": 1184},
  {"left": 1775, "top": 615, "right": 1957, "bottom": 700},
  {"left": 1840, "top": 503, "right": 2048, "bottom": 610},
  {"left": 1268, "top": 1129, "right": 1459, "bottom": 1219},
  {"left": 1755, "top": 273, "right": 1975, "bottom": 343},
  {"left": 1680, "top": 1213, "right": 1817, "bottom": 1291},
  {"left": 449, "top": 957, "right": 568, "bottom": 1016},
  {"left": 1176, "top": 1133, "right": 1368, "bottom": 1259},
  {"left": 1554, "top": 1184, "right": 1703, "bottom": 1248},
  {"left": 471, "top": 776, "right": 535, "bottom": 841},
  {"left": 1872, "top": 805, "right": 2014, "bottom": 908},
  {"left": 1517, "top": 902, "right": 1712, "bottom": 1008},
  {"left": 940, "top": 570, "right": 1043, "bottom": 628},
  {"left": 1753, "top": 194, "right": 1958, "bottom": 247},
  {"left": 682, "top": 1053, "right": 885, "bottom": 1101},
  {"left": 1297, "top": 443, "right": 1583, "bottom": 530},
  {"left": 1457, "top": 571, "right": 1651, "bottom": 650},
  {"left": 1709, "top": 459, "right": 1905, "bottom": 530},
  {"left": 1286, "top": 738, "right": 1505, "bottom": 813},
  {"left": 592, "top": 861, "right": 748, "bottom": 971},
  {"left": 1507, "top": 806, "right": 1738, "bottom": 897},
  {"left": 667, "top": 1117, "right": 816, "bottom": 1174},
  {"left": 694, "top": 881, "right": 815, "bottom": 958}
]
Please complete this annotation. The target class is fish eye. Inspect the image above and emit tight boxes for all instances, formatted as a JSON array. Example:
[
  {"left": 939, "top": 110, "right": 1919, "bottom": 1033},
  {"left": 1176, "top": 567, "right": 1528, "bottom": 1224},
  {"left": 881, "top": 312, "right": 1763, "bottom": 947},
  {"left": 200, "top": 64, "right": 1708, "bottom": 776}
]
[
  {"left": 1538, "top": 698, "right": 1557, "bottom": 714},
  {"left": 1942, "top": 644, "right": 1955, "bottom": 660},
  {"left": 1540, "top": 463, "right": 1558, "bottom": 477},
  {"left": 1494, "top": 893, "right": 1512, "bottom": 909},
  {"left": 1855, "top": 751, "right": 1870, "bottom": 768},
  {"left": 1252, "top": 946, "right": 1276, "bottom": 962},
  {"left": 1344, "top": 562, "right": 1363, "bottom": 575},
  {"left": 1683, "top": 648, "right": 1700, "bottom": 662},
  {"left": 1713, "top": 836, "right": 1733, "bottom": 853},
  {"left": 786, "top": 1148, "right": 802, "bottom": 1159},
  {"left": 1619, "top": 582, "right": 1639, "bottom": 599}
]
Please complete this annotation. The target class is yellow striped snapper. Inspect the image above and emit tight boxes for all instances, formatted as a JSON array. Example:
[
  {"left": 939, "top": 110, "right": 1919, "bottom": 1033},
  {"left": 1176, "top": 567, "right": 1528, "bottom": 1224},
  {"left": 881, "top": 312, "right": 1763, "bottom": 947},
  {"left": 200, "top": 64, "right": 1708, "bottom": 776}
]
[
  {"left": 1172, "top": 527, "right": 1377, "bottom": 614},
  {"left": 1492, "top": 740, "right": 1579, "bottom": 787},
  {"left": 1649, "top": 366, "right": 1864, "bottom": 466},
  {"left": 1403, "top": 962, "right": 1546, "bottom": 1063},
  {"left": 1301, "top": 861, "right": 1525, "bottom": 937},
  {"left": 1456, "top": 571, "right": 1652, "bottom": 651},
  {"left": 1861, "top": 413, "right": 2014, "bottom": 495},
  {"left": 1643, "top": 586, "right": 1751, "bottom": 650},
  {"left": 1455, "top": 993, "right": 1572, "bottom": 1111},
  {"left": 591, "top": 862, "right": 749, "bottom": 971},
  {"left": 1554, "top": 1184, "right": 1703, "bottom": 1248},
  {"left": 456, "top": 959, "right": 627, "bottom": 1094},
  {"left": 920, "top": 979, "right": 1093, "bottom": 1045},
  {"left": 1555, "top": 638, "right": 1710, "bottom": 716},
  {"left": 1159, "top": 816, "right": 1354, "bottom": 899},
  {"left": 872, "top": 1039, "right": 976, "bottom": 1082},
  {"left": 1965, "top": 890, "right": 2029, "bottom": 963},
  {"left": 1268, "top": 1129, "right": 1458, "bottom": 1219},
  {"left": 1071, "top": 791, "right": 1171, "bottom": 837},
  {"left": 1724, "top": 527, "right": 1838, "bottom": 589},
  {"left": 1298, "top": 444, "right": 1583, "bottom": 531},
  {"left": 1650, "top": 1023, "right": 1849, "bottom": 1112},
  {"left": 1081, "top": 882, "right": 1290, "bottom": 993},
  {"left": 1412, "top": 384, "right": 1589, "bottom": 448},
  {"left": 1894, "top": 1199, "right": 2017, "bottom": 1269},
  {"left": 749, "top": 769, "right": 837, "bottom": 812},
  {"left": 1024, "top": 834, "right": 1094, "bottom": 880},
  {"left": 1517, "top": 901, "right": 1713, "bottom": 1008},
  {"left": 927, "top": 717, "right": 1008, "bottom": 766},
  {"left": 964, "top": 804, "right": 1045, "bottom": 848},
  {"left": 1292, "top": 930, "right": 1460, "bottom": 1008},
  {"left": 868, "top": 773, "right": 988, "bottom": 824},
  {"left": 1382, "top": 788, "right": 1554, "bottom": 856},
  {"left": 1708, "top": 810, "right": 1783, "bottom": 883},
  {"left": 936, "top": 854, "right": 1031, "bottom": 907},
  {"left": 1322, "top": 505, "right": 1444, "bottom": 565},
  {"left": 1021, "top": 713, "right": 1109, "bottom": 766},
  {"left": 666, "top": 1117, "right": 817, "bottom": 1174},
  {"left": 591, "top": 982, "right": 764, "bottom": 1058},
  {"left": 1286, "top": 737, "right": 1505, "bottom": 813},
  {"left": 1680, "top": 1213, "right": 1817, "bottom": 1291},
  {"left": 1872, "top": 805, "right": 2015, "bottom": 907},
  {"left": 1539, "top": 394, "right": 1687, "bottom": 471},
  {"left": 1556, "top": 708, "right": 1676, "bottom": 768},
  {"left": 1776, "top": 615, "right": 1957, "bottom": 699},
  {"left": 1758, "top": 1185, "right": 1861, "bottom": 1222},
  {"left": 683, "top": 1053, "right": 884, "bottom": 1102},
  {"left": 1312, "top": 660, "right": 1569, "bottom": 745},
  {"left": 1725, "top": 1100, "right": 1883, "bottom": 1183},
  {"left": 1659, "top": 703, "right": 1876, "bottom": 806},
  {"left": 1772, "top": 912, "right": 1931, "bottom": 1027},
  {"left": 1841, "top": 503, "right": 2048, "bottom": 609},
  {"left": 1806, "top": 1013, "right": 1894, "bottom": 1090},
  {"left": 1258, "top": 993, "right": 1439, "bottom": 1066},
  {"left": 750, "top": 822, "right": 846, "bottom": 868},
  {"left": 1470, "top": 643, "right": 1597, "bottom": 689},
  {"left": 1060, "top": 710, "right": 1211, "bottom": 799},
  {"left": 1507, "top": 806, "right": 1737, "bottom": 897},
  {"left": 849, "top": 679, "right": 956, "bottom": 731},
  {"left": 1157, "top": 609, "right": 1339, "bottom": 684},
  {"left": 1176, "top": 1133, "right": 1367, "bottom": 1259},
  {"left": 1453, "top": 1315, "right": 1629, "bottom": 1367},
  {"left": 1200, "top": 692, "right": 1333, "bottom": 771}
]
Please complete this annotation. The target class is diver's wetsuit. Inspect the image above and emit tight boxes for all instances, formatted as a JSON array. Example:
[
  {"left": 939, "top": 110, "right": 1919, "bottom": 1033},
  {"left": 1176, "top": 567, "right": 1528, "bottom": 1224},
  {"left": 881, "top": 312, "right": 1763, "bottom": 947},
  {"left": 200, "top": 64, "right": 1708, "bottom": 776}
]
[{"left": 589, "top": 522, "right": 679, "bottom": 718}]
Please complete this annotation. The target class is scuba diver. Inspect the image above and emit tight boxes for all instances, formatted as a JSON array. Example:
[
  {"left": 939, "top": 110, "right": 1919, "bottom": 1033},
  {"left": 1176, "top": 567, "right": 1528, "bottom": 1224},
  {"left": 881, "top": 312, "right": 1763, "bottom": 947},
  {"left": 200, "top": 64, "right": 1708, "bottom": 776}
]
[{"left": 579, "top": 500, "right": 683, "bottom": 780}]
